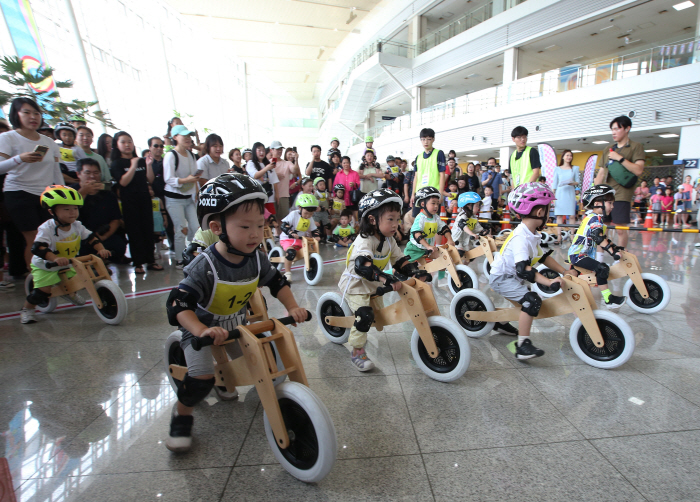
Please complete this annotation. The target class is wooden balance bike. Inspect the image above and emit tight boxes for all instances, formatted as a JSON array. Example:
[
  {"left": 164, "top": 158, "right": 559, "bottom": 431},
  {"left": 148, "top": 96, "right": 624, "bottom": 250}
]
[
  {"left": 316, "top": 276, "right": 470, "bottom": 382},
  {"left": 449, "top": 275, "right": 635, "bottom": 369},
  {"left": 268, "top": 236, "right": 323, "bottom": 285},
  {"left": 532, "top": 249, "right": 671, "bottom": 314},
  {"left": 164, "top": 292, "right": 337, "bottom": 483},
  {"left": 24, "top": 255, "right": 127, "bottom": 324},
  {"left": 414, "top": 244, "right": 479, "bottom": 296},
  {"left": 261, "top": 226, "right": 276, "bottom": 253}
]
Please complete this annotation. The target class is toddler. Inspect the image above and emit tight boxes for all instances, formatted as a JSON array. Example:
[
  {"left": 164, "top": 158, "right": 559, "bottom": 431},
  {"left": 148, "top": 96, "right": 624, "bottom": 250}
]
[
  {"left": 452, "top": 191, "right": 485, "bottom": 256},
  {"left": 661, "top": 187, "right": 673, "bottom": 227},
  {"left": 650, "top": 188, "right": 663, "bottom": 225},
  {"left": 331, "top": 211, "right": 356, "bottom": 247},
  {"left": 279, "top": 194, "right": 321, "bottom": 281},
  {"left": 405, "top": 187, "right": 455, "bottom": 262},
  {"left": 313, "top": 177, "right": 331, "bottom": 242}
]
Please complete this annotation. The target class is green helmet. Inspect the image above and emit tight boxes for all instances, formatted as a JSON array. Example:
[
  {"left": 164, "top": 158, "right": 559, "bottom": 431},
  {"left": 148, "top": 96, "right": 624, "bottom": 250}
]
[
  {"left": 313, "top": 177, "right": 325, "bottom": 186},
  {"left": 296, "top": 194, "right": 319, "bottom": 209},
  {"left": 331, "top": 137, "right": 339, "bottom": 143},
  {"left": 365, "top": 136, "right": 373, "bottom": 142}
]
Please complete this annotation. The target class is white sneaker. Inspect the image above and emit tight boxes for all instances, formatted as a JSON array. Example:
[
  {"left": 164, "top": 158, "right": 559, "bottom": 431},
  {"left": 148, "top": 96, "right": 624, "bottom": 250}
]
[
  {"left": 284, "top": 272, "right": 293, "bottom": 282},
  {"left": 21, "top": 308, "right": 37, "bottom": 324},
  {"left": 0, "top": 280, "right": 15, "bottom": 290},
  {"left": 161, "top": 242, "right": 170, "bottom": 250},
  {"left": 214, "top": 386, "right": 239, "bottom": 401},
  {"left": 351, "top": 348, "right": 375, "bottom": 372}
]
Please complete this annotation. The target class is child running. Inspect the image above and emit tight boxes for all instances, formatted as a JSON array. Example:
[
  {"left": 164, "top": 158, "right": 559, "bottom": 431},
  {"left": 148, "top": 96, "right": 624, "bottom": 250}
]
[
  {"left": 568, "top": 184, "right": 626, "bottom": 309},
  {"left": 488, "top": 183, "right": 570, "bottom": 358},
  {"left": 404, "top": 186, "right": 455, "bottom": 262},
  {"left": 279, "top": 194, "right": 321, "bottom": 282},
  {"left": 338, "top": 189, "right": 429, "bottom": 371},
  {"left": 165, "top": 173, "right": 306, "bottom": 452}
]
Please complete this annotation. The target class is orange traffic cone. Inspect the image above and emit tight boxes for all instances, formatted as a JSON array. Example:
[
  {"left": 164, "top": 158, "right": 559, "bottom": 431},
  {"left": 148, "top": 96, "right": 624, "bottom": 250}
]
[
  {"left": 643, "top": 211, "right": 654, "bottom": 229},
  {"left": 502, "top": 211, "right": 512, "bottom": 230},
  {"left": 437, "top": 206, "right": 447, "bottom": 245}
]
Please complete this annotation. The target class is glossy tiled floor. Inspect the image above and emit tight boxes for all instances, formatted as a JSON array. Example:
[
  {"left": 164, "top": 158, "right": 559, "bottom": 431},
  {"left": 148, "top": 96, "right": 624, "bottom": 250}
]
[{"left": 2, "top": 231, "right": 700, "bottom": 501}]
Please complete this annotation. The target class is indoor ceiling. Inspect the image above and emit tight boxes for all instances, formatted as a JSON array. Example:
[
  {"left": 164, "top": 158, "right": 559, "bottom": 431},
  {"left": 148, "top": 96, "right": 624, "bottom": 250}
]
[{"left": 163, "top": 0, "right": 382, "bottom": 102}]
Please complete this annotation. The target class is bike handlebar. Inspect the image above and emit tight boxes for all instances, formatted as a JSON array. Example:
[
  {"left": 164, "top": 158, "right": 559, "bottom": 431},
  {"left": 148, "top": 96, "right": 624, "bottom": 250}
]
[{"left": 190, "top": 310, "right": 313, "bottom": 351}]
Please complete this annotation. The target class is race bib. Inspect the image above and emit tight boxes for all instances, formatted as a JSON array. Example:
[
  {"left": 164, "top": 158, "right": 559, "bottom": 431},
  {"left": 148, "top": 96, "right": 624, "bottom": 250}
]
[
  {"left": 391, "top": 166, "right": 399, "bottom": 174},
  {"left": 338, "top": 227, "right": 352, "bottom": 237},
  {"left": 448, "top": 192, "right": 457, "bottom": 200},
  {"left": 296, "top": 218, "right": 310, "bottom": 232},
  {"left": 332, "top": 200, "right": 343, "bottom": 211},
  {"left": 152, "top": 198, "right": 160, "bottom": 212},
  {"left": 424, "top": 221, "right": 438, "bottom": 239},
  {"left": 59, "top": 148, "right": 75, "bottom": 163},
  {"left": 55, "top": 234, "right": 81, "bottom": 259}
]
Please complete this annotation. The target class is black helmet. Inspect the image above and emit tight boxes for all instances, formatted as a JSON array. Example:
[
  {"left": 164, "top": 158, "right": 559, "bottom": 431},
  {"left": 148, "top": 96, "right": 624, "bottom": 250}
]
[
  {"left": 333, "top": 184, "right": 345, "bottom": 194},
  {"left": 358, "top": 189, "right": 403, "bottom": 220},
  {"left": 54, "top": 121, "right": 76, "bottom": 140},
  {"left": 415, "top": 186, "right": 441, "bottom": 206},
  {"left": 198, "top": 173, "right": 267, "bottom": 229},
  {"left": 582, "top": 184, "right": 615, "bottom": 209}
]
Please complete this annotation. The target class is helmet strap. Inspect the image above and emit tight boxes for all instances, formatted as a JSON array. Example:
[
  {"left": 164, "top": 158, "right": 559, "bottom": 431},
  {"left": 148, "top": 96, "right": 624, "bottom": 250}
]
[
  {"left": 376, "top": 233, "right": 386, "bottom": 253},
  {"left": 218, "top": 213, "right": 257, "bottom": 258}
]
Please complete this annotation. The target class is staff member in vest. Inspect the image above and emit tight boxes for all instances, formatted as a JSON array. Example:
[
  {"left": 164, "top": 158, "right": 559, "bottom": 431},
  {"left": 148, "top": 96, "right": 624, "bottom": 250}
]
[
  {"left": 593, "top": 116, "right": 645, "bottom": 249},
  {"left": 164, "top": 125, "right": 201, "bottom": 269},
  {"left": 509, "top": 126, "right": 542, "bottom": 188},
  {"left": 410, "top": 128, "right": 447, "bottom": 217}
]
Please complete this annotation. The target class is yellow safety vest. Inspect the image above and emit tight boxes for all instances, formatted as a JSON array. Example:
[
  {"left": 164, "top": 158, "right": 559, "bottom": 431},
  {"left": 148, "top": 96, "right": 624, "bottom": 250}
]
[
  {"left": 416, "top": 149, "right": 440, "bottom": 191},
  {"left": 510, "top": 146, "right": 534, "bottom": 188}
]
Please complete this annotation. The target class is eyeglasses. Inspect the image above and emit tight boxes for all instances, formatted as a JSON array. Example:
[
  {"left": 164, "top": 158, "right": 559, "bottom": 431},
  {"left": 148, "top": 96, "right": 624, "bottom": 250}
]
[{"left": 152, "top": 144, "right": 164, "bottom": 148}]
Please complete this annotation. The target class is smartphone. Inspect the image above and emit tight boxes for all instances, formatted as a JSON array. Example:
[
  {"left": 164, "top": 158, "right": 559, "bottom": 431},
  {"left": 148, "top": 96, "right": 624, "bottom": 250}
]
[
  {"left": 293, "top": 146, "right": 297, "bottom": 152},
  {"left": 272, "top": 158, "right": 278, "bottom": 163},
  {"left": 34, "top": 145, "right": 49, "bottom": 158},
  {"left": 194, "top": 169, "right": 203, "bottom": 176}
]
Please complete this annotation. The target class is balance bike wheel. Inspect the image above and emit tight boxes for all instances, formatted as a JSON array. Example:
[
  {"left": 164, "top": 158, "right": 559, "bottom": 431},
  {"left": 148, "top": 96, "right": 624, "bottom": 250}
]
[
  {"left": 268, "top": 246, "right": 285, "bottom": 271},
  {"left": 481, "top": 257, "right": 492, "bottom": 279},
  {"left": 264, "top": 382, "right": 338, "bottom": 483},
  {"left": 531, "top": 265, "right": 563, "bottom": 298},
  {"left": 569, "top": 310, "right": 635, "bottom": 369},
  {"left": 450, "top": 289, "right": 495, "bottom": 338},
  {"left": 316, "top": 292, "right": 352, "bottom": 344},
  {"left": 24, "top": 274, "right": 57, "bottom": 313},
  {"left": 92, "top": 280, "right": 127, "bottom": 325},
  {"left": 447, "top": 264, "right": 478, "bottom": 296},
  {"left": 622, "top": 273, "right": 670, "bottom": 314},
  {"left": 496, "top": 229, "right": 511, "bottom": 238},
  {"left": 304, "top": 253, "right": 324, "bottom": 286},
  {"left": 266, "top": 238, "right": 275, "bottom": 251},
  {"left": 411, "top": 316, "right": 470, "bottom": 382}
]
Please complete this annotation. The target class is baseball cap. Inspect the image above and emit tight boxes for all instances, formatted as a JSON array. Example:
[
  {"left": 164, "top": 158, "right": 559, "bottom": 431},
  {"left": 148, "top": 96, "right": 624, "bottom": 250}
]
[
  {"left": 270, "top": 140, "right": 283, "bottom": 149},
  {"left": 171, "top": 125, "right": 195, "bottom": 137}
]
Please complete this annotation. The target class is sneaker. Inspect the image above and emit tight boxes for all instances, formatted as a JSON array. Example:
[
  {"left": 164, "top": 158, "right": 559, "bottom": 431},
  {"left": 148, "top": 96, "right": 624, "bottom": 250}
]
[
  {"left": 695, "top": 243, "right": 700, "bottom": 248},
  {"left": 284, "top": 272, "right": 293, "bottom": 282},
  {"left": 20, "top": 308, "right": 37, "bottom": 324},
  {"left": 214, "top": 385, "right": 239, "bottom": 401},
  {"left": 515, "top": 339, "right": 544, "bottom": 360},
  {"left": 334, "top": 243, "right": 342, "bottom": 248},
  {"left": 175, "top": 261, "right": 185, "bottom": 270},
  {"left": 0, "top": 280, "right": 15, "bottom": 290},
  {"left": 494, "top": 322, "right": 518, "bottom": 336},
  {"left": 683, "top": 224, "right": 692, "bottom": 229},
  {"left": 166, "top": 414, "right": 194, "bottom": 452},
  {"left": 61, "top": 291, "right": 87, "bottom": 306},
  {"left": 604, "top": 294, "right": 625, "bottom": 310},
  {"left": 673, "top": 224, "right": 680, "bottom": 229},
  {"left": 351, "top": 348, "right": 375, "bottom": 372},
  {"left": 161, "top": 242, "right": 170, "bottom": 250}
]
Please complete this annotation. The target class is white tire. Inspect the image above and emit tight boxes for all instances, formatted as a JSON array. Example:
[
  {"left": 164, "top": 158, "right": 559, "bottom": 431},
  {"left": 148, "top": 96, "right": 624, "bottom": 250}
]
[
  {"left": 447, "top": 264, "right": 478, "bottom": 296},
  {"left": 264, "top": 381, "right": 337, "bottom": 483},
  {"left": 450, "top": 289, "right": 496, "bottom": 338},
  {"left": 164, "top": 331, "right": 185, "bottom": 395},
  {"left": 92, "top": 280, "right": 127, "bottom": 325},
  {"left": 569, "top": 310, "right": 635, "bottom": 369},
  {"left": 481, "top": 257, "right": 492, "bottom": 279},
  {"left": 497, "top": 229, "right": 512, "bottom": 237},
  {"left": 531, "top": 264, "right": 563, "bottom": 298},
  {"left": 266, "top": 238, "right": 275, "bottom": 251},
  {"left": 268, "top": 246, "right": 285, "bottom": 271},
  {"left": 24, "top": 274, "right": 57, "bottom": 313},
  {"left": 622, "top": 273, "right": 671, "bottom": 315},
  {"left": 317, "top": 292, "right": 353, "bottom": 344},
  {"left": 411, "top": 316, "right": 470, "bottom": 382},
  {"left": 304, "top": 253, "right": 324, "bottom": 286}
]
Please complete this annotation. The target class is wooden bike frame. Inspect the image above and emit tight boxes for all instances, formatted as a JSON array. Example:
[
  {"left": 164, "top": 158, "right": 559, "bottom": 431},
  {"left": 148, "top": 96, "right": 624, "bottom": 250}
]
[
  {"left": 168, "top": 289, "right": 308, "bottom": 449},
  {"left": 573, "top": 250, "right": 649, "bottom": 299},
  {"left": 45, "top": 255, "right": 112, "bottom": 309},
  {"left": 324, "top": 278, "right": 441, "bottom": 357},
  {"left": 417, "top": 244, "right": 463, "bottom": 287},
  {"left": 261, "top": 227, "right": 275, "bottom": 252},
  {"left": 462, "top": 274, "right": 605, "bottom": 348},
  {"left": 269, "top": 237, "right": 319, "bottom": 272}
]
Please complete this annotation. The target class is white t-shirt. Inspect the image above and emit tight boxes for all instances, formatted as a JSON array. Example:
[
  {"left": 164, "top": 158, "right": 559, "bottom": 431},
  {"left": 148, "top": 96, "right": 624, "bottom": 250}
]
[
  {"left": 480, "top": 196, "right": 492, "bottom": 218},
  {"left": 489, "top": 223, "right": 543, "bottom": 281},
  {"left": 31, "top": 219, "right": 92, "bottom": 269},
  {"left": 246, "top": 160, "right": 279, "bottom": 203},
  {"left": 164, "top": 150, "right": 199, "bottom": 200},
  {"left": 0, "top": 131, "right": 62, "bottom": 195},
  {"left": 279, "top": 210, "right": 317, "bottom": 240},
  {"left": 197, "top": 154, "right": 230, "bottom": 181}
]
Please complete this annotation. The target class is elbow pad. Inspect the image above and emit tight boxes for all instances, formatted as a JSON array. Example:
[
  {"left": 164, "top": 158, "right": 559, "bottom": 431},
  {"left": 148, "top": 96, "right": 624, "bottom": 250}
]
[
  {"left": 590, "top": 227, "right": 607, "bottom": 246},
  {"left": 266, "top": 269, "right": 291, "bottom": 298},
  {"left": 540, "top": 249, "right": 553, "bottom": 263},
  {"left": 437, "top": 226, "right": 451, "bottom": 236},
  {"left": 31, "top": 242, "right": 50, "bottom": 259},
  {"left": 311, "top": 229, "right": 321, "bottom": 238},
  {"left": 413, "top": 231, "right": 426, "bottom": 243},
  {"left": 354, "top": 257, "right": 388, "bottom": 282},
  {"left": 280, "top": 222, "right": 294, "bottom": 236},
  {"left": 87, "top": 232, "right": 102, "bottom": 248},
  {"left": 515, "top": 260, "right": 537, "bottom": 283},
  {"left": 457, "top": 218, "right": 467, "bottom": 230},
  {"left": 166, "top": 288, "right": 199, "bottom": 326}
]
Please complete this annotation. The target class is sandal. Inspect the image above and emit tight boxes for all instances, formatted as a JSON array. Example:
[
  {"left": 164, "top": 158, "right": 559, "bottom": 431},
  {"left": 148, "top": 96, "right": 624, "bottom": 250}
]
[
  {"left": 134, "top": 266, "right": 145, "bottom": 274},
  {"left": 147, "top": 263, "right": 164, "bottom": 271}
]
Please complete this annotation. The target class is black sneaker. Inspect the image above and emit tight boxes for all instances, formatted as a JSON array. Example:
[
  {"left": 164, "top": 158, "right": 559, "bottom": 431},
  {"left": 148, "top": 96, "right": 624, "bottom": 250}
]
[
  {"left": 166, "top": 414, "right": 194, "bottom": 452},
  {"left": 515, "top": 339, "right": 545, "bottom": 360},
  {"left": 494, "top": 322, "right": 518, "bottom": 336},
  {"left": 605, "top": 294, "right": 625, "bottom": 310}
]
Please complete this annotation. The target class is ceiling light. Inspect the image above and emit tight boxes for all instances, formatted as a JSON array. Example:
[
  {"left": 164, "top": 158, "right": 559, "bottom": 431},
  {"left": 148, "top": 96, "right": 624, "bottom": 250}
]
[
  {"left": 659, "top": 133, "right": 679, "bottom": 138},
  {"left": 599, "top": 25, "right": 616, "bottom": 31},
  {"left": 663, "top": 153, "right": 678, "bottom": 156},
  {"left": 673, "top": 1, "right": 695, "bottom": 11},
  {"left": 592, "top": 141, "right": 609, "bottom": 144},
  {"left": 645, "top": 149, "right": 658, "bottom": 152},
  {"left": 571, "top": 150, "right": 582, "bottom": 153},
  {"left": 466, "top": 154, "right": 478, "bottom": 157}
]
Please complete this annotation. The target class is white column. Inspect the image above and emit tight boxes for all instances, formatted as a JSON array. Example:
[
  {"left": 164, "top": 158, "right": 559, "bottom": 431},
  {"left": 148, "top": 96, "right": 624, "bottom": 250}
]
[
  {"left": 500, "top": 146, "right": 515, "bottom": 171},
  {"left": 678, "top": 124, "right": 700, "bottom": 181},
  {"left": 503, "top": 47, "right": 519, "bottom": 85},
  {"left": 411, "top": 86, "right": 424, "bottom": 114},
  {"left": 492, "top": 0, "right": 506, "bottom": 16}
]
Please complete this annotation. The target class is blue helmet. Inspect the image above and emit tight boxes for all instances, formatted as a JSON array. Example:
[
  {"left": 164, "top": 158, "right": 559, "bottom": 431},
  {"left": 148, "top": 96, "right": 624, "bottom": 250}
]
[{"left": 458, "top": 191, "right": 481, "bottom": 207}]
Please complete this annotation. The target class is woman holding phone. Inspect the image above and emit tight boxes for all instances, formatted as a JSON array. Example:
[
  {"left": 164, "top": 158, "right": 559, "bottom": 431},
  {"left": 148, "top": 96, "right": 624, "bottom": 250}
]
[
  {"left": 246, "top": 141, "right": 279, "bottom": 214},
  {"left": 0, "top": 97, "right": 62, "bottom": 269}
]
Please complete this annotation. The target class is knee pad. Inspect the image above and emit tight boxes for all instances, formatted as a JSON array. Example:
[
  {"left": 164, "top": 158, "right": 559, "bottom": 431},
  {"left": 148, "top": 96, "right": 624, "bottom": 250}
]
[
  {"left": 458, "top": 249, "right": 465, "bottom": 257},
  {"left": 26, "top": 288, "right": 50, "bottom": 306},
  {"left": 325, "top": 222, "right": 332, "bottom": 230},
  {"left": 353, "top": 306, "right": 375, "bottom": 333},
  {"left": 285, "top": 248, "right": 297, "bottom": 261},
  {"left": 594, "top": 262, "right": 610, "bottom": 284},
  {"left": 177, "top": 374, "right": 215, "bottom": 407},
  {"left": 182, "top": 243, "right": 198, "bottom": 266},
  {"left": 518, "top": 291, "right": 542, "bottom": 317}
]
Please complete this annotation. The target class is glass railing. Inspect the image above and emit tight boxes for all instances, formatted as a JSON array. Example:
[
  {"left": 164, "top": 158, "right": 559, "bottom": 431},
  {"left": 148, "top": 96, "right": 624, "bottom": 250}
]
[{"left": 350, "top": 38, "right": 700, "bottom": 145}]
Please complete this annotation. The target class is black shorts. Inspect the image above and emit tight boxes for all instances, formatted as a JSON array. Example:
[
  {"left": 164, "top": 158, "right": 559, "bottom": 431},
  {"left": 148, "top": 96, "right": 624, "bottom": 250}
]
[
  {"left": 3, "top": 191, "right": 50, "bottom": 232},
  {"left": 604, "top": 200, "right": 631, "bottom": 225}
]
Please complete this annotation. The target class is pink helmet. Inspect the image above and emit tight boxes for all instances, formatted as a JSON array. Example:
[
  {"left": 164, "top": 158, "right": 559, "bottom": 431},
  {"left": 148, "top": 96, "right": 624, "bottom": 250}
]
[{"left": 507, "top": 182, "right": 555, "bottom": 216}]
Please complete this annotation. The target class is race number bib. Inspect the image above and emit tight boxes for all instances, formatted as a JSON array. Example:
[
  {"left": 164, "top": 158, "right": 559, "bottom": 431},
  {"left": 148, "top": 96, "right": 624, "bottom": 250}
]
[
  {"left": 338, "top": 227, "right": 352, "bottom": 237},
  {"left": 296, "top": 218, "right": 311, "bottom": 232},
  {"left": 55, "top": 235, "right": 81, "bottom": 258},
  {"left": 391, "top": 166, "right": 399, "bottom": 174},
  {"left": 60, "top": 148, "right": 75, "bottom": 163},
  {"left": 424, "top": 221, "right": 438, "bottom": 239},
  {"left": 152, "top": 198, "right": 160, "bottom": 212},
  {"left": 332, "top": 200, "right": 343, "bottom": 211}
]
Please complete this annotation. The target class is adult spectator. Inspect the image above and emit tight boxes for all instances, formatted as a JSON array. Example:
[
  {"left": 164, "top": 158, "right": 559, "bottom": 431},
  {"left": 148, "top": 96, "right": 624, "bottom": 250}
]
[
  {"left": 247, "top": 141, "right": 279, "bottom": 214},
  {"left": 70, "top": 158, "right": 126, "bottom": 261},
  {"left": 448, "top": 150, "right": 457, "bottom": 161},
  {"left": 403, "top": 159, "right": 415, "bottom": 207},
  {"left": 110, "top": 131, "right": 160, "bottom": 273},
  {"left": 411, "top": 128, "right": 447, "bottom": 216},
  {"left": 164, "top": 125, "right": 201, "bottom": 268},
  {"left": 73, "top": 126, "right": 112, "bottom": 185},
  {"left": 593, "top": 116, "right": 645, "bottom": 249},
  {"left": 650, "top": 177, "right": 663, "bottom": 195},
  {"left": 501, "top": 169, "right": 512, "bottom": 199},
  {"left": 0, "top": 119, "right": 28, "bottom": 280},
  {"left": 305, "top": 144, "right": 333, "bottom": 186},
  {"left": 552, "top": 149, "right": 579, "bottom": 244},
  {"left": 228, "top": 148, "right": 245, "bottom": 174},
  {"left": 197, "top": 134, "right": 229, "bottom": 184},
  {"left": 464, "top": 162, "right": 481, "bottom": 193},
  {"left": 271, "top": 140, "right": 299, "bottom": 218},
  {"left": 633, "top": 180, "right": 650, "bottom": 225},
  {"left": 148, "top": 136, "right": 174, "bottom": 250},
  {"left": 97, "top": 133, "right": 112, "bottom": 160},
  {"left": 0, "top": 97, "right": 62, "bottom": 269},
  {"left": 359, "top": 150, "right": 383, "bottom": 193},
  {"left": 333, "top": 156, "right": 361, "bottom": 221},
  {"left": 481, "top": 157, "right": 502, "bottom": 199},
  {"left": 329, "top": 151, "right": 342, "bottom": 177},
  {"left": 509, "top": 126, "right": 542, "bottom": 187},
  {"left": 446, "top": 158, "right": 461, "bottom": 186},
  {"left": 681, "top": 175, "right": 693, "bottom": 227}
]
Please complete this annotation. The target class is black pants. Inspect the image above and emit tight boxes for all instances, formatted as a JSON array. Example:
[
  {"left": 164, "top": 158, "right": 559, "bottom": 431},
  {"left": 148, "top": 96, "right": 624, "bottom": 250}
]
[
  {"left": 160, "top": 196, "right": 175, "bottom": 250},
  {"left": 572, "top": 257, "right": 607, "bottom": 286},
  {"left": 0, "top": 201, "right": 27, "bottom": 276},
  {"left": 122, "top": 195, "right": 155, "bottom": 267}
]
